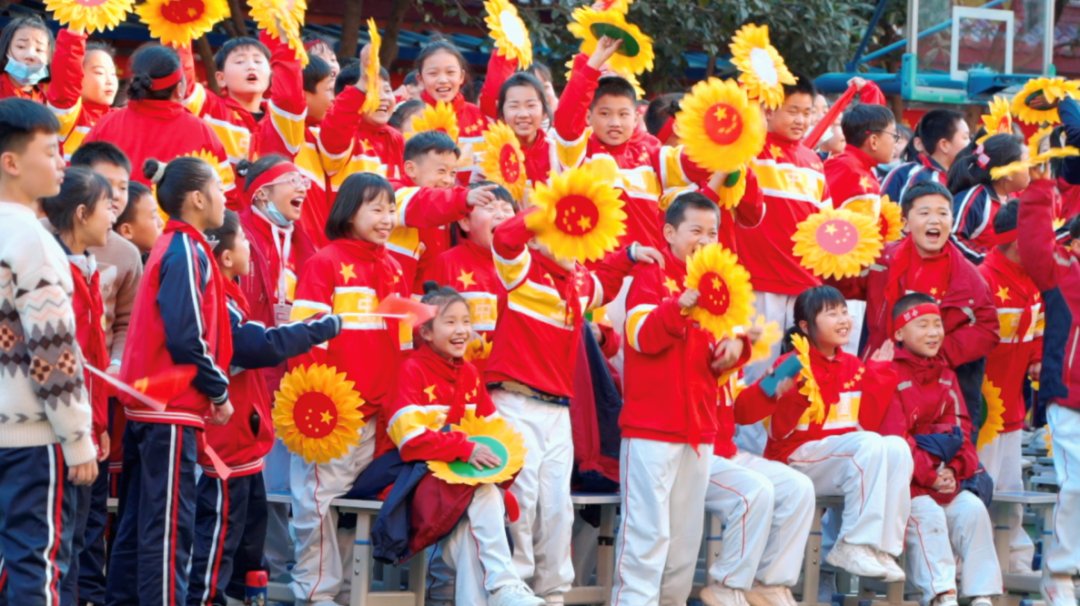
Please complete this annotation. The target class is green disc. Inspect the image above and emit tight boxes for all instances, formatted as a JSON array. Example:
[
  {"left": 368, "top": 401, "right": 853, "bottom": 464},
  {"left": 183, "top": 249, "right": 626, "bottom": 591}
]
[
  {"left": 589, "top": 23, "right": 640, "bottom": 57},
  {"left": 446, "top": 435, "right": 509, "bottom": 480}
]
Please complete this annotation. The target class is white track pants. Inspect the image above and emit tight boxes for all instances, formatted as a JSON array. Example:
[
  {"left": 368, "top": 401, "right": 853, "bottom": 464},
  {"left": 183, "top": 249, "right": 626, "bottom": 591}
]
[
  {"left": 610, "top": 437, "right": 710, "bottom": 606},
  {"left": 906, "top": 492, "right": 1002, "bottom": 604},
  {"left": 492, "top": 390, "right": 575, "bottom": 601},
  {"left": 442, "top": 484, "right": 522, "bottom": 604},
  {"left": 978, "top": 429, "right": 1035, "bottom": 571},
  {"left": 288, "top": 422, "right": 376, "bottom": 603},
  {"left": 787, "top": 432, "right": 912, "bottom": 555},
  {"left": 1045, "top": 404, "right": 1080, "bottom": 576},
  {"left": 705, "top": 452, "right": 815, "bottom": 589}
]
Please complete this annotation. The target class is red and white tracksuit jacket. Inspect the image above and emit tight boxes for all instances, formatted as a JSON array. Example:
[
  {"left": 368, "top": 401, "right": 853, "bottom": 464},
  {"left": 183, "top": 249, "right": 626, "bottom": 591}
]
[{"left": 46, "top": 29, "right": 115, "bottom": 160}]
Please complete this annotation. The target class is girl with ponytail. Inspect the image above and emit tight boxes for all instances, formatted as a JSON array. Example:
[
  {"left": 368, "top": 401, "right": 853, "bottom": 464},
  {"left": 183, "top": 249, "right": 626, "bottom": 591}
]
[{"left": 948, "top": 133, "right": 1029, "bottom": 254}]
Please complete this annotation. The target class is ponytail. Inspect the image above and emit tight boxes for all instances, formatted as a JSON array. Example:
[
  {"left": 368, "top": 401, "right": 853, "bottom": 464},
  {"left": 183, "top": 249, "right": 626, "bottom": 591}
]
[
  {"left": 143, "top": 156, "right": 216, "bottom": 218},
  {"left": 947, "top": 133, "right": 1023, "bottom": 194}
]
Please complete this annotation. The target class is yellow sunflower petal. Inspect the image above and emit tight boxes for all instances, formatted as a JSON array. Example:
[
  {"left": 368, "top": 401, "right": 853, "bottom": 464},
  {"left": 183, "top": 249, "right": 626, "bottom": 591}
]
[
  {"left": 480, "top": 121, "right": 527, "bottom": 201},
  {"left": 977, "top": 379, "right": 1006, "bottom": 450},
  {"left": 675, "top": 78, "right": 766, "bottom": 174},
  {"left": 990, "top": 160, "right": 1031, "bottom": 181},
  {"left": 729, "top": 23, "right": 796, "bottom": 110},
  {"left": 683, "top": 243, "right": 755, "bottom": 340},
  {"left": 715, "top": 165, "right": 749, "bottom": 210},
  {"left": 748, "top": 314, "right": 782, "bottom": 363},
  {"left": 47, "top": 0, "right": 135, "bottom": 34},
  {"left": 792, "top": 207, "right": 883, "bottom": 279},
  {"left": 525, "top": 164, "right": 626, "bottom": 263},
  {"left": 568, "top": 7, "right": 654, "bottom": 76},
  {"left": 879, "top": 196, "right": 903, "bottom": 243},
  {"left": 790, "top": 333, "right": 826, "bottom": 424},
  {"left": 180, "top": 148, "right": 232, "bottom": 189},
  {"left": 1027, "top": 125, "right": 1080, "bottom": 164},
  {"left": 361, "top": 19, "right": 382, "bottom": 115},
  {"left": 428, "top": 411, "right": 527, "bottom": 485},
  {"left": 273, "top": 364, "right": 367, "bottom": 464},
  {"left": 137, "top": 0, "right": 230, "bottom": 48},
  {"left": 248, "top": 0, "right": 308, "bottom": 65},
  {"left": 484, "top": 0, "right": 532, "bottom": 68},
  {"left": 1011, "top": 77, "right": 1080, "bottom": 125},
  {"left": 410, "top": 101, "right": 460, "bottom": 143},
  {"left": 463, "top": 333, "right": 494, "bottom": 363},
  {"left": 977, "top": 96, "right": 1013, "bottom": 145}
]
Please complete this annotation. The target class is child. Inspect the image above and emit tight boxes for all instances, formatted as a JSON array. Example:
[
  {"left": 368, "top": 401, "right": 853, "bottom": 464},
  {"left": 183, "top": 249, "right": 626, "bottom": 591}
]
[
  {"left": 976, "top": 200, "right": 1041, "bottom": 573},
  {"left": 0, "top": 98, "right": 96, "bottom": 603},
  {"left": 643, "top": 93, "right": 682, "bottom": 147},
  {"left": 40, "top": 166, "right": 115, "bottom": 606},
  {"left": 425, "top": 181, "right": 518, "bottom": 372},
  {"left": 114, "top": 181, "right": 164, "bottom": 255},
  {"left": 302, "top": 34, "right": 340, "bottom": 81},
  {"left": 83, "top": 44, "right": 230, "bottom": 192},
  {"left": 188, "top": 210, "right": 339, "bottom": 606},
  {"left": 390, "top": 99, "right": 424, "bottom": 137},
  {"left": 0, "top": 16, "right": 53, "bottom": 102},
  {"left": 734, "top": 286, "right": 912, "bottom": 582},
  {"left": 386, "top": 284, "right": 544, "bottom": 606},
  {"left": 949, "top": 133, "right": 1029, "bottom": 254},
  {"left": 614, "top": 192, "right": 759, "bottom": 605},
  {"left": 287, "top": 173, "right": 409, "bottom": 605},
  {"left": 46, "top": 28, "right": 118, "bottom": 159},
  {"left": 825, "top": 103, "right": 898, "bottom": 210},
  {"left": 882, "top": 109, "right": 971, "bottom": 204},
  {"left": 106, "top": 155, "right": 232, "bottom": 606},
  {"left": 495, "top": 72, "right": 554, "bottom": 187},
  {"left": 879, "top": 292, "right": 1002, "bottom": 606}
]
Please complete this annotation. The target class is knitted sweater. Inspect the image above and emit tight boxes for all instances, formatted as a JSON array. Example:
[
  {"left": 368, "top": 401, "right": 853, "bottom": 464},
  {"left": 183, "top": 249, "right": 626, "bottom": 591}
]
[{"left": 0, "top": 202, "right": 96, "bottom": 465}]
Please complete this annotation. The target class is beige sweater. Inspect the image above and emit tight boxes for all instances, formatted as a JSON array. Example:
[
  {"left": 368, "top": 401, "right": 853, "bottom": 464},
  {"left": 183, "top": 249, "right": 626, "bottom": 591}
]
[{"left": 88, "top": 231, "right": 143, "bottom": 367}]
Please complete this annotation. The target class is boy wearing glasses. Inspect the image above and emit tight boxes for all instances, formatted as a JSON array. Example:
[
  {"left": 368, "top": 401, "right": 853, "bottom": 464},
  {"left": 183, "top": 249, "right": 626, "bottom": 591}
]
[{"left": 825, "top": 103, "right": 899, "bottom": 211}]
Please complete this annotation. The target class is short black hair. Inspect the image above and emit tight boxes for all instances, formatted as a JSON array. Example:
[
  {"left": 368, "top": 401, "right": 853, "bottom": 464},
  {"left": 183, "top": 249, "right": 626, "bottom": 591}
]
[
  {"left": 993, "top": 198, "right": 1019, "bottom": 238},
  {"left": 900, "top": 180, "right": 953, "bottom": 218},
  {"left": 842, "top": 104, "right": 896, "bottom": 148},
  {"left": 782, "top": 72, "right": 815, "bottom": 100},
  {"left": 525, "top": 61, "right": 552, "bottom": 84},
  {"left": 41, "top": 166, "right": 111, "bottom": 233},
  {"left": 85, "top": 41, "right": 115, "bottom": 60},
  {"left": 334, "top": 62, "right": 361, "bottom": 96},
  {"left": 471, "top": 180, "right": 517, "bottom": 210},
  {"left": 127, "top": 44, "right": 182, "bottom": 101},
  {"left": 0, "top": 97, "right": 59, "bottom": 155},
  {"left": 144, "top": 156, "right": 217, "bottom": 218},
  {"left": 404, "top": 130, "right": 460, "bottom": 161},
  {"left": 389, "top": 99, "right": 424, "bottom": 131},
  {"left": 645, "top": 93, "right": 683, "bottom": 137},
  {"left": 591, "top": 76, "right": 637, "bottom": 108},
  {"left": 664, "top": 191, "right": 719, "bottom": 227},
  {"left": 325, "top": 172, "right": 395, "bottom": 241},
  {"left": 214, "top": 37, "right": 270, "bottom": 72},
  {"left": 303, "top": 54, "right": 333, "bottom": 94},
  {"left": 0, "top": 16, "right": 54, "bottom": 74},
  {"left": 403, "top": 70, "right": 418, "bottom": 86},
  {"left": 70, "top": 141, "right": 131, "bottom": 174},
  {"left": 117, "top": 180, "right": 152, "bottom": 226},
  {"left": 206, "top": 209, "right": 241, "bottom": 258},
  {"left": 1069, "top": 214, "right": 1080, "bottom": 241},
  {"left": 915, "top": 109, "right": 965, "bottom": 157},
  {"left": 893, "top": 291, "right": 938, "bottom": 319}
]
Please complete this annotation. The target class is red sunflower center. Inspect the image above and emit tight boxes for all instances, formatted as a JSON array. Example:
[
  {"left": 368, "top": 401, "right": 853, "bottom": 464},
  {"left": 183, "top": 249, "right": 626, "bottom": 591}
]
[
  {"left": 815, "top": 219, "right": 858, "bottom": 255},
  {"left": 703, "top": 102, "right": 744, "bottom": 146},
  {"left": 294, "top": 392, "right": 338, "bottom": 439},
  {"left": 555, "top": 194, "right": 599, "bottom": 236},
  {"left": 499, "top": 144, "right": 521, "bottom": 183},
  {"left": 161, "top": 0, "right": 207, "bottom": 24},
  {"left": 698, "top": 272, "right": 731, "bottom": 315}
]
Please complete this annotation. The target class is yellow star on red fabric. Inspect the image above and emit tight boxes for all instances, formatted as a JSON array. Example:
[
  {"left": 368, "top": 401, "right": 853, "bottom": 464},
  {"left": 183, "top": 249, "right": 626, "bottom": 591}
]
[
  {"left": 859, "top": 176, "right": 873, "bottom": 191},
  {"left": 339, "top": 263, "right": 356, "bottom": 283},
  {"left": 423, "top": 384, "right": 438, "bottom": 403},
  {"left": 319, "top": 410, "right": 333, "bottom": 424},
  {"left": 458, "top": 270, "right": 476, "bottom": 289},
  {"left": 996, "top": 286, "right": 1011, "bottom": 303},
  {"left": 664, "top": 277, "right": 680, "bottom": 294},
  {"left": 359, "top": 138, "right": 375, "bottom": 154},
  {"left": 769, "top": 144, "right": 783, "bottom": 159}
]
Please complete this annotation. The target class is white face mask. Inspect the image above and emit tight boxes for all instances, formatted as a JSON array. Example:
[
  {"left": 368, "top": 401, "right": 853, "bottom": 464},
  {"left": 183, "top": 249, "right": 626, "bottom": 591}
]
[{"left": 5, "top": 56, "right": 48, "bottom": 86}]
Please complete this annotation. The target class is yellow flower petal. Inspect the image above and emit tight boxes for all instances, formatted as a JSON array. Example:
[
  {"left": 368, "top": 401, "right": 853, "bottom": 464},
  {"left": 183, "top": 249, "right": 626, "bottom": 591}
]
[
  {"left": 361, "top": 19, "right": 382, "bottom": 115},
  {"left": 410, "top": 101, "right": 460, "bottom": 143},
  {"left": 47, "top": 0, "right": 135, "bottom": 34},
  {"left": 675, "top": 78, "right": 766, "bottom": 174},
  {"left": 977, "top": 379, "right": 1006, "bottom": 450},
  {"left": 480, "top": 121, "right": 527, "bottom": 201},
  {"left": 792, "top": 207, "right": 883, "bottom": 279},
  {"left": 137, "top": 0, "right": 230, "bottom": 48},
  {"left": 484, "top": 0, "right": 532, "bottom": 68},
  {"left": 684, "top": 243, "right": 755, "bottom": 340},
  {"left": 568, "top": 7, "right": 654, "bottom": 76},
  {"left": 526, "top": 164, "right": 627, "bottom": 263},
  {"left": 729, "top": 24, "right": 796, "bottom": 110},
  {"left": 273, "top": 364, "right": 367, "bottom": 464},
  {"left": 1011, "top": 77, "right": 1080, "bottom": 125},
  {"left": 428, "top": 410, "right": 527, "bottom": 485}
]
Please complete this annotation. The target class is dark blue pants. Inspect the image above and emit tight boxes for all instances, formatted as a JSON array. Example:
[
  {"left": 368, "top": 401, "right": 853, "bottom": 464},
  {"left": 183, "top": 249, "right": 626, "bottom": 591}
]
[
  {"left": 186, "top": 473, "right": 268, "bottom": 606},
  {"left": 0, "top": 444, "right": 75, "bottom": 606},
  {"left": 105, "top": 422, "right": 197, "bottom": 606},
  {"left": 78, "top": 460, "right": 110, "bottom": 605}
]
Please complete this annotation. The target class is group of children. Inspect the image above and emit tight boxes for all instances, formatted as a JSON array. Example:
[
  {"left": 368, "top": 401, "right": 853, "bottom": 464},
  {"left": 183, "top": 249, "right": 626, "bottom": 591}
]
[{"left": 0, "top": 7, "right": 1078, "bottom": 606}]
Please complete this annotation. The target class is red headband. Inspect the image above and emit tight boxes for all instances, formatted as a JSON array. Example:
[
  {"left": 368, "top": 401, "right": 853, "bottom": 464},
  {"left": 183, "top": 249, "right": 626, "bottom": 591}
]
[
  {"left": 150, "top": 69, "right": 183, "bottom": 91},
  {"left": 657, "top": 116, "right": 676, "bottom": 145},
  {"left": 246, "top": 161, "right": 302, "bottom": 205},
  {"left": 895, "top": 302, "right": 942, "bottom": 331}
]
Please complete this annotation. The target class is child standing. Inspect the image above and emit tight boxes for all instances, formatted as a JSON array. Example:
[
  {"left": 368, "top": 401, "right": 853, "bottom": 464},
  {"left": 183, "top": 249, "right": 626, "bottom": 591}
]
[
  {"left": 879, "top": 292, "right": 1002, "bottom": 606},
  {"left": 0, "top": 16, "right": 53, "bottom": 102},
  {"left": 114, "top": 181, "right": 163, "bottom": 256},
  {"left": 950, "top": 134, "right": 1029, "bottom": 255},
  {"left": 46, "top": 28, "right": 118, "bottom": 159},
  {"left": 881, "top": 109, "right": 970, "bottom": 204},
  {"left": 287, "top": 173, "right": 409, "bottom": 605},
  {"left": 0, "top": 98, "right": 97, "bottom": 604},
  {"left": 824, "top": 103, "right": 898, "bottom": 210},
  {"left": 106, "top": 156, "right": 233, "bottom": 606}
]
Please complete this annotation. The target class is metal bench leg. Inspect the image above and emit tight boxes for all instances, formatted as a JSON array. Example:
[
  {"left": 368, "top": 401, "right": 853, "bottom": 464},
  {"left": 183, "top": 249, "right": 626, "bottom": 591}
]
[
  {"left": 596, "top": 503, "right": 617, "bottom": 606},
  {"left": 409, "top": 549, "right": 428, "bottom": 606},
  {"left": 704, "top": 512, "right": 723, "bottom": 582},
  {"left": 351, "top": 513, "right": 372, "bottom": 606},
  {"left": 801, "top": 507, "right": 824, "bottom": 605}
]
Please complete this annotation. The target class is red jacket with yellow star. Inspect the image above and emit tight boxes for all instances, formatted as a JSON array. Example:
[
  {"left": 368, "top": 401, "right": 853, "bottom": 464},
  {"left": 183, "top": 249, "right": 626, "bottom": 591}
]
[
  {"left": 825, "top": 144, "right": 882, "bottom": 210},
  {"left": 622, "top": 247, "right": 751, "bottom": 447},
  {"left": 387, "top": 176, "right": 472, "bottom": 293},
  {"left": 978, "top": 248, "right": 1043, "bottom": 431},
  {"left": 425, "top": 239, "right": 506, "bottom": 373}
]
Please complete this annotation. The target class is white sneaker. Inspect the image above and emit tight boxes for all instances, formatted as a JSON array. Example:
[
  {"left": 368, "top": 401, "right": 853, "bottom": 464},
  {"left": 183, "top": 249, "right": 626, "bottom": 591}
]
[
  {"left": 1041, "top": 570, "right": 1078, "bottom": 606},
  {"left": 700, "top": 583, "right": 751, "bottom": 606},
  {"left": 970, "top": 596, "right": 995, "bottom": 606},
  {"left": 873, "top": 550, "right": 906, "bottom": 583},
  {"left": 490, "top": 582, "right": 546, "bottom": 606},
  {"left": 825, "top": 541, "right": 889, "bottom": 579},
  {"left": 931, "top": 593, "right": 959, "bottom": 606},
  {"left": 745, "top": 584, "right": 798, "bottom": 606}
]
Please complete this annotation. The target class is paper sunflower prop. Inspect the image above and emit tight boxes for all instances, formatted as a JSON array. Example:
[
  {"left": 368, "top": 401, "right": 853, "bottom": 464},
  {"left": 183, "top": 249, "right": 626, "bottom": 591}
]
[
  {"left": 990, "top": 160, "right": 1031, "bottom": 181},
  {"left": 977, "top": 96, "right": 1013, "bottom": 145},
  {"left": 182, "top": 149, "right": 232, "bottom": 189},
  {"left": 484, "top": 0, "right": 532, "bottom": 68},
  {"left": 879, "top": 196, "right": 903, "bottom": 243},
  {"left": 748, "top": 314, "right": 782, "bottom": 363},
  {"left": 274, "top": 364, "right": 366, "bottom": 464},
  {"left": 792, "top": 207, "right": 883, "bottom": 279},
  {"left": 568, "top": 7, "right": 654, "bottom": 75},
  {"left": 464, "top": 333, "right": 493, "bottom": 363},
  {"left": 790, "top": 334, "right": 826, "bottom": 424},
  {"left": 525, "top": 164, "right": 626, "bottom": 263},
  {"left": 729, "top": 23, "right": 797, "bottom": 110},
  {"left": 46, "top": 0, "right": 135, "bottom": 34},
  {"left": 1028, "top": 125, "right": 1080, "bottom": 165},
  {"left": 977, "top": 379, "right": 1006, "bottom": 450},
  {"left": 480, "top": 121, "right": 527, "bottom": 200},
  {"left": 1011, "top": 77, "right": 1080, "bottom": 125},
  {"left": 137, "top": 0, "right": 230, "bottom": 47},
  {"left": 361, "top": 19, "right": 382, "bottom": 115},
  {"left": 410, "top": 101, "right": 460, "bottom": 143},
  {"left": 714, "top": 167, "right": 748, "bottom": 210},
  {"left": 676, "top": 78, "right": 766, "bottom": 174},
  {"left": 684, "top": 243, "right": 755, "bottom": 340},
  {"left": 248, "top": 0, "right": 308, "bottom": 64},
  {"left": 428, "top": 410, "right": 526, "bottom": 485}
]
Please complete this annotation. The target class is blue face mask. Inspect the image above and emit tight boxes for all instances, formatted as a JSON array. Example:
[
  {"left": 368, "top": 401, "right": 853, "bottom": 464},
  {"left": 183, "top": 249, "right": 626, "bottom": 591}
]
[
  {"left": 5, "top": 57, "right": 48, "bottom": 86},
  {"left": 263, "top": 202, "right": 292, "bottom": 228}
]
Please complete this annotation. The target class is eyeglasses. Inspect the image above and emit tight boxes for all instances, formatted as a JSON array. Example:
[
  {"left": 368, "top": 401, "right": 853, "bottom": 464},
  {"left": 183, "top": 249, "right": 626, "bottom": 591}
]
[
  {"left": 265, "top": 172, "right": 311, "bottom": 190},
  {"left": 868, "top": 129, "right": 901, "bottom": 143}
]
